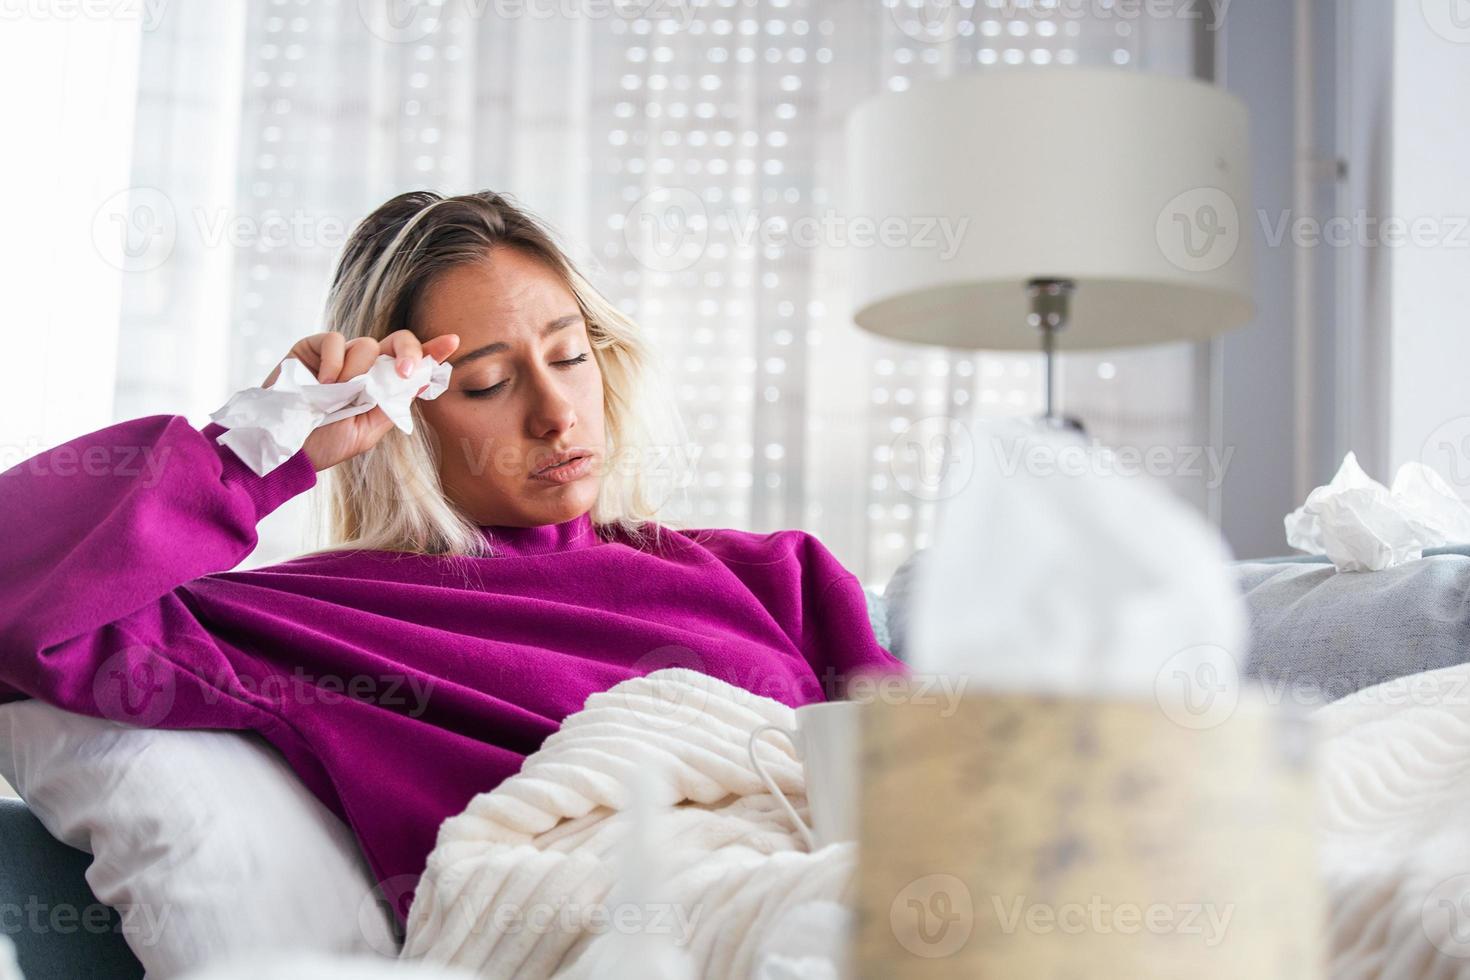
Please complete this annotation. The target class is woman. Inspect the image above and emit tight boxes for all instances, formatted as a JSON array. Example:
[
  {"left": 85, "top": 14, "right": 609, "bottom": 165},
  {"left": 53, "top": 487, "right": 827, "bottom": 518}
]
[{"left": 0, "top": 190, "right": 907, "bottom": 925}]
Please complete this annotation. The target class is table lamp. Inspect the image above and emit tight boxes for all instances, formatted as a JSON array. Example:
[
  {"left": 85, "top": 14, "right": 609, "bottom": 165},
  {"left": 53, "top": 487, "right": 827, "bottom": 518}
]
[{"left": 844, "top": 67, "right": 1255, "bottom": 423}]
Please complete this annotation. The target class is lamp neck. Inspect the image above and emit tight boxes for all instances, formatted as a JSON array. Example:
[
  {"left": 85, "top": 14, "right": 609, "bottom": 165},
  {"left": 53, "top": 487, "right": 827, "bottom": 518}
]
[{"left": 1026, "top": 278, "right": 1076, "bottom": 423}]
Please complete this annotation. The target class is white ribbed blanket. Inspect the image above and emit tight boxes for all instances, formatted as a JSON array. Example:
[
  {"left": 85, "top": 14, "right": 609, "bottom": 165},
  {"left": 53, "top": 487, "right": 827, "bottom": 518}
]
[
  {"left": 400, "top": 667, "right": 853, "bottom": 979},
  {"left": 181, "top": 664, "right": 1470, "bottom": 980},
  {"left": 1316, "top": 663, "right": 1470, "bottom": 979}
]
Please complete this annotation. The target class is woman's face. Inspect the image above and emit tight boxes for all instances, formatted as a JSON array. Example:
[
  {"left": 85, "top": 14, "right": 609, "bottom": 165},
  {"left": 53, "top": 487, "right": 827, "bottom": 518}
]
[{"left": 414, "top": 247, "right": 605, "bottom": 528}]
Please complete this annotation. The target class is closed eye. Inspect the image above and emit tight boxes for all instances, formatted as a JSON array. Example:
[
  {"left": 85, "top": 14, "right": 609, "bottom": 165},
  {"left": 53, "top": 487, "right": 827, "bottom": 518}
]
[{"left": 463, "top": 353, "right": 591, "bottom": 398}]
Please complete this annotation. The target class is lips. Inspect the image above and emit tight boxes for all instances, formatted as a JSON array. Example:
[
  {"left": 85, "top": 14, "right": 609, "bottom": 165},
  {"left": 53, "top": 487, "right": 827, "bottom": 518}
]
[{"left": 532, "top": 450, "right": 592, "bottom": 477}]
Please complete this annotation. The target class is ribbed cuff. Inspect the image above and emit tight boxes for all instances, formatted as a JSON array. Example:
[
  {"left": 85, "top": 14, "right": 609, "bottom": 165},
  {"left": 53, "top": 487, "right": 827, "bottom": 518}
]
[{"left": 201, "top": 421, "right": 318, "bottom": 521}]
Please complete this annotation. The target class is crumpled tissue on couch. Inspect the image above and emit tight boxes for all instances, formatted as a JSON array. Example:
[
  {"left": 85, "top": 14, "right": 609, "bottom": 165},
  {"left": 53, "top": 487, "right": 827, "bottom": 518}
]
[{"left": 1284, "top": 451, "right": 1470, "bottom": 572}]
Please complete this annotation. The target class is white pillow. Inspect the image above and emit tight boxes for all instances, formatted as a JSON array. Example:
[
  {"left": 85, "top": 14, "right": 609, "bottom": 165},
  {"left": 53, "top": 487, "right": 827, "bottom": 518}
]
[{"left": 0, "top": 700, "right": 398, "bottom": 978}]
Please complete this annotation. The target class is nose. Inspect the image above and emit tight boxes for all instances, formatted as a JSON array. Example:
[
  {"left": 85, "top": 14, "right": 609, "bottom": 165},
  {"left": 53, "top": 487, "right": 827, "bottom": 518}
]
[{"left": 524, "top": 366, "right": 577, "bottom": 442}]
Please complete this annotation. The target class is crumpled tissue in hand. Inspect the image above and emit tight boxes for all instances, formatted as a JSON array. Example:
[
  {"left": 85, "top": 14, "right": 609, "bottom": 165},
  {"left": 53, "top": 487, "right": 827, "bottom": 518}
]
[
  {"left": 1284, "top": 451, "right": 1470, "bottom": 572},
  {"left": 209, "top": 354, "right": 453, "bottom": 477}
]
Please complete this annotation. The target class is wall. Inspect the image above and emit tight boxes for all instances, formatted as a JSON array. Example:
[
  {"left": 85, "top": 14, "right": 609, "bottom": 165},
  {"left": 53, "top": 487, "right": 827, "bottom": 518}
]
[{"left": 1385, "top": 0, "right": 1470, "bottom": 496}]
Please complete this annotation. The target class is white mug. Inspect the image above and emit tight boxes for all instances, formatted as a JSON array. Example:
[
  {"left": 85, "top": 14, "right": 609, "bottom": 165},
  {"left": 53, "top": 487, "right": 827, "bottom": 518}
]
[{"left": 746, "top": 701, "right": 860, "bottom": 851}]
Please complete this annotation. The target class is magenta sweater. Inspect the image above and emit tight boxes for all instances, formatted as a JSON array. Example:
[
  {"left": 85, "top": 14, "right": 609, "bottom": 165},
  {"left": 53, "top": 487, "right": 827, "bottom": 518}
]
[{"left": 0, "top": 414, "right": 905, "bottom": 923}]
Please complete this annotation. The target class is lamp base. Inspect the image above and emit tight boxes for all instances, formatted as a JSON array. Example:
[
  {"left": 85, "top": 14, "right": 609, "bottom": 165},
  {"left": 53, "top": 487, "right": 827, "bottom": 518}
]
[{"left": 1035, "top": 413, "right": 1087, "bottom": 435}]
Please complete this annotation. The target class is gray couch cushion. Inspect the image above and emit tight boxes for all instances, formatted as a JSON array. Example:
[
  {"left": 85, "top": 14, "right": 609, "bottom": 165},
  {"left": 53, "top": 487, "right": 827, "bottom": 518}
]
[
  {"left": 862, "top": 587, "right": 893, "bottom": 655},
  {"left": 1244, "top": 544, "right": 1470, "bottom": 565},
  {"left": 1236, "top": 555, "right": 1470, "bottom": 706},
  {"left": 883, "top": 548, "right": 1470, "bottom": 700},
  {"left": 0, "top": 797, "right": 142, "bottom": 979},
  {"left": 881, "top": 549, "right": 926, "bottom": 662}
]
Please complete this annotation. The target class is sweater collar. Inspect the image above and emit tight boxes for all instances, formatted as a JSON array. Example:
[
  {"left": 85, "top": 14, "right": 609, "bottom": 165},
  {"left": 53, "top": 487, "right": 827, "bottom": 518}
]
[{"left": 480, "top": 511, "right": 599, "bottom": 557}]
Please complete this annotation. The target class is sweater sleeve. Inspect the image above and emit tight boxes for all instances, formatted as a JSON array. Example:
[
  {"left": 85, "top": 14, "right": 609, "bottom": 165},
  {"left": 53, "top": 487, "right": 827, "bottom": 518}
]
[
  {"left": 794, "top": 533, "right": 910, "bottom": 701},
  {"left": 0, "top": 414, "right": 318, "bottom": 728},
  {"left": 809, "top": 572, "right": 912, "bottom": 700}
]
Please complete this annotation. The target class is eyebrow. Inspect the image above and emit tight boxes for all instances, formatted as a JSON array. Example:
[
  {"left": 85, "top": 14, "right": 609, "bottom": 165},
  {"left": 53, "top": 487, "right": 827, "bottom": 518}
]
[{"left": 449, "top": 314, "right": 583, "bottom": 367}]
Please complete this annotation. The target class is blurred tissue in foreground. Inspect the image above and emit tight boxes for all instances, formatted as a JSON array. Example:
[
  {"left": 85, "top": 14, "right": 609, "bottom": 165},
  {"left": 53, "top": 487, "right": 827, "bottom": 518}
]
[{"left": 907, "top": 421, "right": 1247, "bottom": 698}]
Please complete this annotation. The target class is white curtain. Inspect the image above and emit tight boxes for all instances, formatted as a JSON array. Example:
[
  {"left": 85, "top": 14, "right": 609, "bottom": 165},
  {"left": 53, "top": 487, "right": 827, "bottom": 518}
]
[{"left": 111, "top": 0, "right": 1205, "bottom": 586}]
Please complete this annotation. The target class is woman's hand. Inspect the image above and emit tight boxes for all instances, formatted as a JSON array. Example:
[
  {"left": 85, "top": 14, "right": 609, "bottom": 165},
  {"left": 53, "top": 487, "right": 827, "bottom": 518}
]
[{"left": 262, "top": 329, "right": 461, "bottom": 473}]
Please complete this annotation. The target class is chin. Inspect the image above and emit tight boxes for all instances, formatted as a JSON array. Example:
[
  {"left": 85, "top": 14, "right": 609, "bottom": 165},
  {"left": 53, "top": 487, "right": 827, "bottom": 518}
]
[
  {"left": 461, "top": 478, "right": 597, "bottom": 528},
  {"left": 523, "top": 480, "right": 599, "bottom": 522}
]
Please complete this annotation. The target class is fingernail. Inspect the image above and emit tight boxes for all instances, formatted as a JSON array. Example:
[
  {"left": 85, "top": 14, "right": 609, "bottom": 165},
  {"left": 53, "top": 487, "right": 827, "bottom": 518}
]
[{"left": 397, "top": 357, "right": 413, "bottom": 377}]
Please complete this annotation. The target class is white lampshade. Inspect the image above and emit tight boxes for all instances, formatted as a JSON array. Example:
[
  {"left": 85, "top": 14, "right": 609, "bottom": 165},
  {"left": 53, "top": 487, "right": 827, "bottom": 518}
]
[{"left": 845, "top": 68, "right": 1254, "bottom": 351}]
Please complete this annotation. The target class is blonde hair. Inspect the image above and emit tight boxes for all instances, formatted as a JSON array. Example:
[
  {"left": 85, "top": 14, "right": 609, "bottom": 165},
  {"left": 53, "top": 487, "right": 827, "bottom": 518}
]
[{"left": 306, "top": 189, "right": 693, "bottom": 558}]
